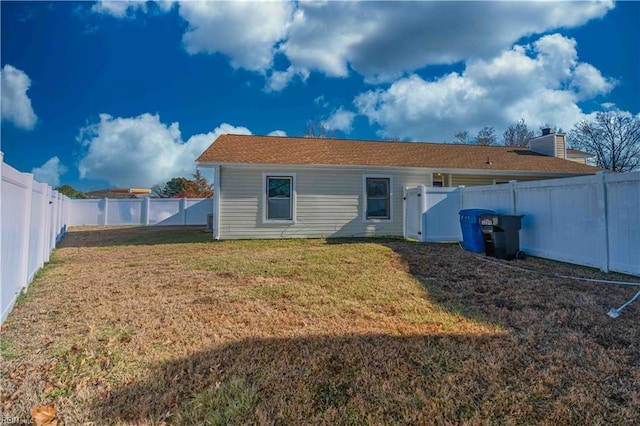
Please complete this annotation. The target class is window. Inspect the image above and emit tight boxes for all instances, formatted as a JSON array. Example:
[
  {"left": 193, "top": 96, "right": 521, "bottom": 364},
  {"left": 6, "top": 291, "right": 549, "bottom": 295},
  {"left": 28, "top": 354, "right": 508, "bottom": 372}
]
[
  {"left": 263, "top": 174, "right": 296, "bottom": 223},
  {"left": 365, "top": 177, "right": 391, "bottom": 220}
]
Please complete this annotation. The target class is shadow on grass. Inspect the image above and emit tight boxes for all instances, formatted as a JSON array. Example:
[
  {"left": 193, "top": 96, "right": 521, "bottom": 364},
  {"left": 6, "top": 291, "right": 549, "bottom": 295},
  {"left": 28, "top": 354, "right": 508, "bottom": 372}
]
[
  {"left": 60, "top": 226, "right": 214, "bottom": 247},
  {"left": 93, "top": 333, "right": 510, "bottom": 425},
  {"left": 92, "top": 329, "right": 639, "bottom": 425}
]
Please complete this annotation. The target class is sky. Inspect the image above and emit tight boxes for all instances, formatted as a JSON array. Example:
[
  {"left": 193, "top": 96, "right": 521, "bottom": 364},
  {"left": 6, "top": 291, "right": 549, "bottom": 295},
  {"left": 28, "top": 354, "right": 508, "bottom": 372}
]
[{"left": 1, "top": 0, "right": 639, "bottom": 191}]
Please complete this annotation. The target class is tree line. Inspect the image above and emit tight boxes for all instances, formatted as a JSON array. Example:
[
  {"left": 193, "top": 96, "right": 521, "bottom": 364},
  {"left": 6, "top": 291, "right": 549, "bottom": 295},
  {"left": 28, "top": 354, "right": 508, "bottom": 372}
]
[{"left": 453, "top": 112, "right": 639, "bottom": 172}]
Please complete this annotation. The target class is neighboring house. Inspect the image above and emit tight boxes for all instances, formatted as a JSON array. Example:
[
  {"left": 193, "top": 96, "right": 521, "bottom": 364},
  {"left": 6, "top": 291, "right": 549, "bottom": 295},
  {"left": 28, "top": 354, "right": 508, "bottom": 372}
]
[
  {"left": 86, "top": 188, "right": 151, "bottom": 199},
  {"left": 196, "top": 133, "right": 602, "bottom": 240},
  {"left": 567, "top": 149, "right": 595, "bottom": 165}
]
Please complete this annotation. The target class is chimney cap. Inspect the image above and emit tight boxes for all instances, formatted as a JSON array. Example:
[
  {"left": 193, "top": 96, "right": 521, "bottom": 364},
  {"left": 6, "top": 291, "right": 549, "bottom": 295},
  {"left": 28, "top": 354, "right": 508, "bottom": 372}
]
[{"left": 542, "top": 128, "right": 552, "bottom": 135}]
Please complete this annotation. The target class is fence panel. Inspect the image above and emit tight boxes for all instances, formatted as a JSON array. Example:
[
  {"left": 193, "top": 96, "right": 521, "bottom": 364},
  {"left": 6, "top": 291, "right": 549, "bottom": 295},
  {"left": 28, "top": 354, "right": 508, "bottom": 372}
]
[
  {"left": 107, "top": 199, "right": 143, "bottom": 225},
  {"left": 71, "top": 199, "right": 103, "bottom": 225},
  {"left": 606, "top": 172, "right": 640, "bottom": 276},
  {"left": 423, "top": 188, "right": 461, "bottom": 242},
  {"left": 1, "top": 155, "right": 69, "bottom": 323},
  {"left": 150, "top": 199, "right": 182, "bottom": 225},
  {"left": 1, "top": 163, "right": 31, "bottom": 322},
  {"left": 461, "top": 184, "right": 513, "bottom": 213},
  {"left": 515, "top": 175, "right": 607, "bottom": 270},
  {"left": 27, "top": 182, "right": 48, "bottom": 283},
  {"left": 185, "top": 198, "right": 210, "bottom": 225}
]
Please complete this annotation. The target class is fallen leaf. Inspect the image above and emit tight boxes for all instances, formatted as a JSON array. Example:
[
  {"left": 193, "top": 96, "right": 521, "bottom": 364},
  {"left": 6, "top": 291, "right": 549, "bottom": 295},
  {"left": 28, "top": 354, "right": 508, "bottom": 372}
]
[{"left": 31, "top": 404, "right": 60, "bottom": 426}]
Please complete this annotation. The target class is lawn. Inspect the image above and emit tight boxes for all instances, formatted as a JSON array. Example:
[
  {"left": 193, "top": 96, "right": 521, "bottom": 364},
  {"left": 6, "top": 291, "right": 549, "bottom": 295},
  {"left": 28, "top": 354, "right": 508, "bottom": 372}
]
[{"left": 1, "top": 226, "right": 639, "bottom": 425}]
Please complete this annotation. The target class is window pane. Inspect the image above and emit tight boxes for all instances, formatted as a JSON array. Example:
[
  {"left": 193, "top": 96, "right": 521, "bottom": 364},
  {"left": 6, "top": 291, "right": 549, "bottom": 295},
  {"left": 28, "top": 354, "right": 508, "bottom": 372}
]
[
  {"left": 268, "top": 178, "right": 291, "bottom": 198},
  {"left": 268, "top": 198, "right": 291, "bottom": 220},
  {"left": 366, "top": 179, "right": 388, "bottom": 197},
  {"left": 367, "top": 199, "right": 388, "bottom": 218},
  {"left": 266, "top": 176, "right": 292, "bottom": 220},
  {"left": 366, "top": 177, "right": 390, "bottom": 219}
]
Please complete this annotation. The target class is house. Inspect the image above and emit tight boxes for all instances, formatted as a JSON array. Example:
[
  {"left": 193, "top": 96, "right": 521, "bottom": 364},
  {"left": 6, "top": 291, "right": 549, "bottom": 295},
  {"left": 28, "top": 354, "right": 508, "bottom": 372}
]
[
  {"left": 196, "top": 133, "right": 602, "bottom": 240},
  {"left": 566, "top": 149, "right": 595, "bottom": 165}
]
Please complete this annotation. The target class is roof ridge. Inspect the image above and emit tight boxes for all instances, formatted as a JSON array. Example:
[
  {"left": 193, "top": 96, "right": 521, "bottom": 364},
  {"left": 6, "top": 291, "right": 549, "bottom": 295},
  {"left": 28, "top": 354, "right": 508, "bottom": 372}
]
[{"left": 219, "top": 133, "right": 530, "bottom": 150}]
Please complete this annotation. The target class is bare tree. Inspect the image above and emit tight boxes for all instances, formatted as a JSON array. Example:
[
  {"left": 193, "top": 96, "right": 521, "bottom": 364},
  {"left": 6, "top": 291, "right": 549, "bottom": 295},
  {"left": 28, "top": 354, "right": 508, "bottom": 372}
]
[
  {"left": 453, "top": 130, "right": 471, "bottom": 144},
  {"left": 474, "top": 126, "right": 497, "bottom": 146},
  {"left": 304, "top": 120, "right": 336, "bottom": 138},
  {"left": 503, "top": 119, "right": 534, "bottom": 147},
  {"left": 568, "top": 111, "right": 640, "bottom": 172}
]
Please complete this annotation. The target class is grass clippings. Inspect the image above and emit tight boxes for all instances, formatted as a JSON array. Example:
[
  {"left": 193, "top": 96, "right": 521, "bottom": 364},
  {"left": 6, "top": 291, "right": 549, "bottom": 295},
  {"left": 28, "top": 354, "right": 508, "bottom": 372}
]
[{"left": 1, "top": 226, "right": 638, "bottom": 425}]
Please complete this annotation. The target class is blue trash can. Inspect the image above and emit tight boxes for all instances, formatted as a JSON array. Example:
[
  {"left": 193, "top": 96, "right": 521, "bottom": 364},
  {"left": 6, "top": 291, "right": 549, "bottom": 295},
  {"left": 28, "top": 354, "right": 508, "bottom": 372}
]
[{"left": 459, "top": 209, "right": 495, "bottom": 253}]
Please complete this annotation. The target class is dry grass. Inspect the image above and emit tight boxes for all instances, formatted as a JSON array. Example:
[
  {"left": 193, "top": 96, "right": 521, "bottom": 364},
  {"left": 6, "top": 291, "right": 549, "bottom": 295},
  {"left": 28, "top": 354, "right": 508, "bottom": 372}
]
[{"left": 1, "top": 226, "right": 638, "bottom": 425}]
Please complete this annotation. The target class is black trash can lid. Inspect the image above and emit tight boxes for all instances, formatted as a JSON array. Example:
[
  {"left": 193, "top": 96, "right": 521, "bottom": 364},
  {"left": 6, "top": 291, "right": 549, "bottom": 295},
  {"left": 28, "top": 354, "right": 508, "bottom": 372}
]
[{"left": 459, "top": 209, "right": 495, "bottom": 217}]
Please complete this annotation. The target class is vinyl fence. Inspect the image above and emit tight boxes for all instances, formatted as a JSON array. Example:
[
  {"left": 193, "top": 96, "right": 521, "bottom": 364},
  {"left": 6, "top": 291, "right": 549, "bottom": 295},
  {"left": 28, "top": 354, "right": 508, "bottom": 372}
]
[
  {"left": 69, "top": 197, "right": 212, "bottom": 226},
  {"left": 1, "top": 153, "right": 70, "bottom": 323},
  {"left": 408, "top": 171, "right": 640, "bottom": 276}
]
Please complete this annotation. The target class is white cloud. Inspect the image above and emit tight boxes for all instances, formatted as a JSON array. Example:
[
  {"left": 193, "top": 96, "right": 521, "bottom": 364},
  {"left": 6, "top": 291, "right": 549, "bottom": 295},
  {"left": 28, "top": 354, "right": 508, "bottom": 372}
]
[
  {"left": 89, "top": 1, "right": 613, "bottom": 91},
  {"left": 280, "top": 1, "right": 613, "bottom": 83},
  {"left": 179, "top": 1, "right": 294, "bottom": 72},
  {"left": 314, "top": 95, "right": 329, "bottom": 108},
  {"left": 91, "top": 0, "right": 148, "bottom": 18},
  {"left": 1, "top": 65, "right": 38, "bottom": 130},
  {"left": 355, "top": 34, "right": 616, "bottom": 142},
  {"left": 266, "top": 66, "right": 308, "bottom": 92},
  {"left": 267, "top": 130, "right": 287, "bottom": 137},
  {"left": 32, "top": 157, "right": 67, "bottom": 187},
  {"left": 77, "top": 113, "right": 251, "bottom": 187},
  {"left": 325, "top": 107, "right": 356, "bottom": 134},
  {"left": 571, "top": 63, "right": 615, "bottom": 100}
]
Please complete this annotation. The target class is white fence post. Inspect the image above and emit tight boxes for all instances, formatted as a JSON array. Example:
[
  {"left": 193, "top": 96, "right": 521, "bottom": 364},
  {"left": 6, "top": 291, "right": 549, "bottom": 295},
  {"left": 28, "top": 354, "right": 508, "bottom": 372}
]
[
  {"left": 596, "top": 171, "right": 610, "bottom": 273},
  {"left": 180, "top": 197, "right": 188, "bottom": 225},
  {"left": 102, "top": 198, "right": 109, "bottom": 226},
  {"left": 142, "top": 197, "right": 150, "bottom": 225},
  {"left": 509, "top": 180, "right": 517, "bottom": 214}
]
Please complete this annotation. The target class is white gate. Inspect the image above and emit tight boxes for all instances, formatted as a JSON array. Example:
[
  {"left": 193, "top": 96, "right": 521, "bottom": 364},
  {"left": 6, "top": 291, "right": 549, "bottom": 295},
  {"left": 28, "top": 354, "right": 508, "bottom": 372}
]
[{"left": 404, "top": 186, "right": 426, "bottom": 241}]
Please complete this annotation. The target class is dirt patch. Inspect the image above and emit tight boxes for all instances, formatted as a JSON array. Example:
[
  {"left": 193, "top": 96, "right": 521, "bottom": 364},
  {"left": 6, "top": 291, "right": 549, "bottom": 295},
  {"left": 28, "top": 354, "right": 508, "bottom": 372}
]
[{"left": 1, "top": 227, "right": 638, "bottom": 425}]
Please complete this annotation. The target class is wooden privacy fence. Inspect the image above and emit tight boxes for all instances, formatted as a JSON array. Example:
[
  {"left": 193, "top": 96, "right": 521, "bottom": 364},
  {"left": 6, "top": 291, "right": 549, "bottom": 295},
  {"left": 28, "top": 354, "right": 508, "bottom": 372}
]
[
  {"left": 404, "top": 171, "right": 640, "bottom": 276},
  {"left": 1, "top": 153, "right": 70, "bottom": 323}
]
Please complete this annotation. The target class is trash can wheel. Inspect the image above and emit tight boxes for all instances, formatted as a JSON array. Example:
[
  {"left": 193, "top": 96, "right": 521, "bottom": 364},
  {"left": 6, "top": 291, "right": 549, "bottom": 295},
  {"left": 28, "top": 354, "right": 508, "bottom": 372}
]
[{"left": 515, "top": 250, "right": 526, "bottom": 260}]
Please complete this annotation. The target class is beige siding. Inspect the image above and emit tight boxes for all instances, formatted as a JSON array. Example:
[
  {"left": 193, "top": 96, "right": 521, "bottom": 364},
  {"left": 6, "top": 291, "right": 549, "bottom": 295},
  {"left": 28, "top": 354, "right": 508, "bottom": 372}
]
[
  {"left": 555, "top": 134, "right": 566, "bottom": 159},
  {"left": 218, "top": 166, "right": 429, "bottom": 239},
  {"left": 567, "top": 157, "right": 588, "bottom": 165}
]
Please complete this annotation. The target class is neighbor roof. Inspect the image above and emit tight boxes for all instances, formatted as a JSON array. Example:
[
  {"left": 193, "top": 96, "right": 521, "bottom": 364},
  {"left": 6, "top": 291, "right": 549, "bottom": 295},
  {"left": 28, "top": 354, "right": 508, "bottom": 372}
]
[
  {"left": 197, "top": 134, "right": 602, "bottom": 174},
  {"left": 567, "top": 148, "right": 595, "bottom": 158}
]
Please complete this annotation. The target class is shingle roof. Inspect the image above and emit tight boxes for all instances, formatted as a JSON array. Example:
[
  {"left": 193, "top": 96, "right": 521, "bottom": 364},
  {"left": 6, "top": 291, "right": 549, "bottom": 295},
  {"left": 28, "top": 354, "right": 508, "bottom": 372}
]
[
  {"left": 196, "top": 134, "right": 603, "bottom": 174},
  {"left": 567, "top": 148, "right": 595, "bottom": 157}
]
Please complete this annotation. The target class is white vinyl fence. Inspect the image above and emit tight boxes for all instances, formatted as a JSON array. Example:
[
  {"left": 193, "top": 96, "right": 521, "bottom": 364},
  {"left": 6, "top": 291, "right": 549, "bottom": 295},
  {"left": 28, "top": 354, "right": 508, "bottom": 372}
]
[
  {"left": 69, "top": 197, "right": 212, "bottom": 226},
  {"left": 406, "top": 171, "right": 640, "bottom": 276},
  {"left": 1, "top": 153, "right": 70, "bottom": 323}
]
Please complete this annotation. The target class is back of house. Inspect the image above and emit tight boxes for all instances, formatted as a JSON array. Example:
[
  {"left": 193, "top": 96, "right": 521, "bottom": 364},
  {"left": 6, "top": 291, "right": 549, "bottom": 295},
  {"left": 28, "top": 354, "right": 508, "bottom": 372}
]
[{"left": 196, "top": 133, "right": 601, "bottom": 240}]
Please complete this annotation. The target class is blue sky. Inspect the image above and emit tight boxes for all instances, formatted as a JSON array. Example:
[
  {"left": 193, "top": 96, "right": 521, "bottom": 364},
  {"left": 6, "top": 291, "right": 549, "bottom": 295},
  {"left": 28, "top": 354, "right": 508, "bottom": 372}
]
[{"left": 1, "top": 0, "right": 638, "bottom": 191}]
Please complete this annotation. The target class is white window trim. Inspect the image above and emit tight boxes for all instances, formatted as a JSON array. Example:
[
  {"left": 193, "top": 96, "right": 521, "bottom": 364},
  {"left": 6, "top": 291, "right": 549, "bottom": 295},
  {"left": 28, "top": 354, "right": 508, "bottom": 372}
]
[
  {"left": 262, "top": 172, "right": 297, "bottom": 225},
  {"left": 362, "top": 174, "right": 393, "bottom": 223}
]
